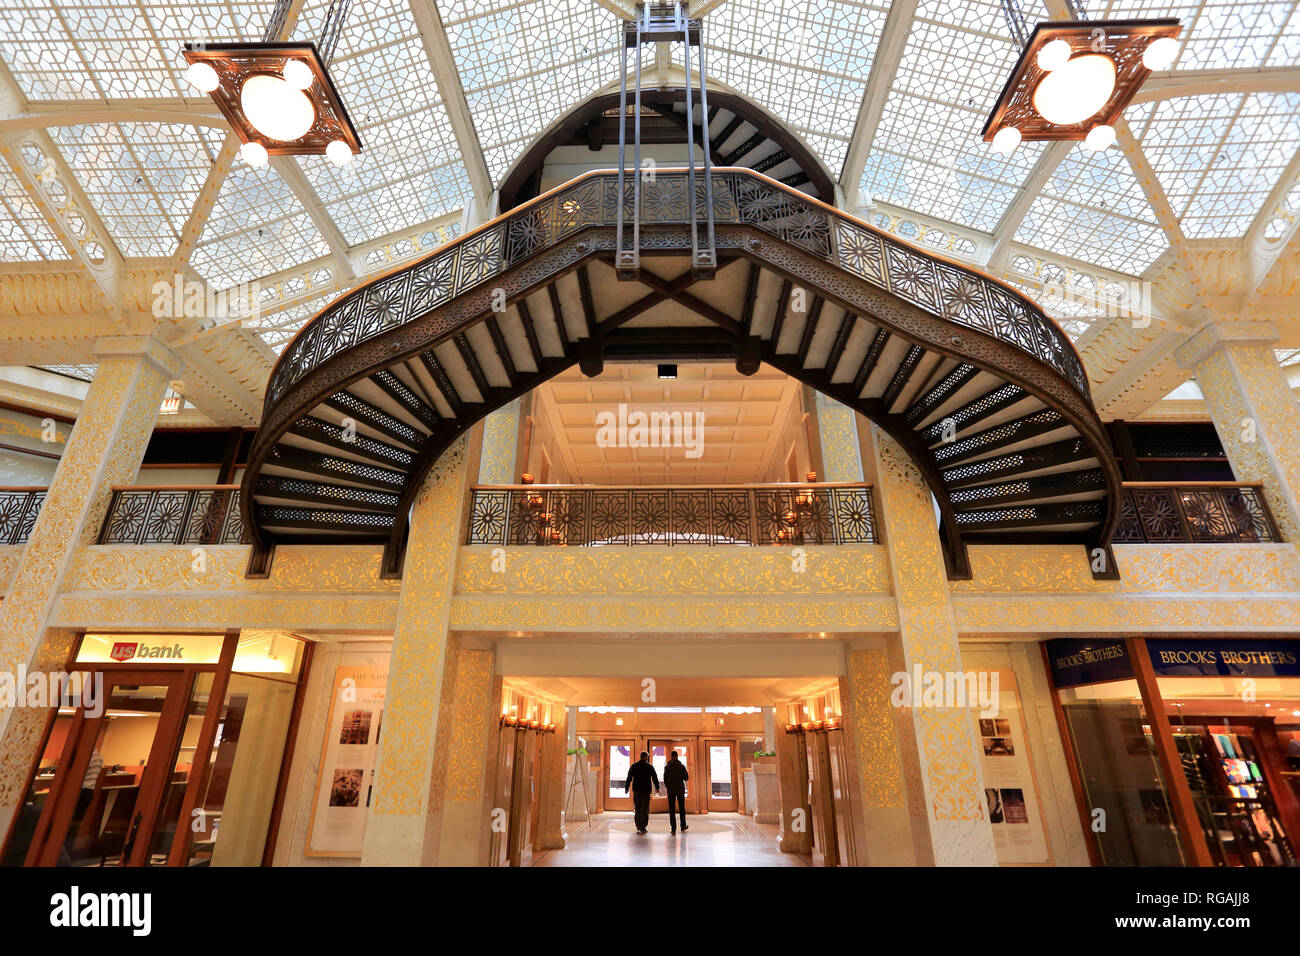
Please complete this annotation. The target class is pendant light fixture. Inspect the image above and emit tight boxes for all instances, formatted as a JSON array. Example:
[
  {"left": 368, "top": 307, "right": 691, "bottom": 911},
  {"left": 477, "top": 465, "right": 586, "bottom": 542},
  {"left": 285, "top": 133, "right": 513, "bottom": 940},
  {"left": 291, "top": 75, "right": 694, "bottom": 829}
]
[{"left": 181, "top": 0, "right": 362, "bottom": 167}]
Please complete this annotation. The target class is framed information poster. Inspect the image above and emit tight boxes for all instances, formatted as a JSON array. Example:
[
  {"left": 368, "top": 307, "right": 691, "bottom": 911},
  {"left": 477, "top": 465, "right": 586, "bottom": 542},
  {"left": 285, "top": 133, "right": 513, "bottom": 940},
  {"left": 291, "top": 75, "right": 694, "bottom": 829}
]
[
  {"left": 306, "top": 662, "right": 389, "bottom": 857},
  {"left": 974, "top": 668, "right": 1052, "bottom": 865}
]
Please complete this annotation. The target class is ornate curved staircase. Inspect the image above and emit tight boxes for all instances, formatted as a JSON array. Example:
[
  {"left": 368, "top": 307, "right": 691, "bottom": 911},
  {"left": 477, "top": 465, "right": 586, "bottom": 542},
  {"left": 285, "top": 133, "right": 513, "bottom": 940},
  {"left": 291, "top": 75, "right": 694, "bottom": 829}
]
[{"left": 242, "top": 167, "right": 1120, "bottom": 578}]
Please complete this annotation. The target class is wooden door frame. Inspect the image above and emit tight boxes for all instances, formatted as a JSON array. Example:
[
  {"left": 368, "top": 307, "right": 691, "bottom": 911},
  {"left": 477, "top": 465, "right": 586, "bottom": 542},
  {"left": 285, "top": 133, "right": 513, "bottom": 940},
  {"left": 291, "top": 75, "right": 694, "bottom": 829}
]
[{"left": 28, "top": 669, "right": 193, "bottom": 867}]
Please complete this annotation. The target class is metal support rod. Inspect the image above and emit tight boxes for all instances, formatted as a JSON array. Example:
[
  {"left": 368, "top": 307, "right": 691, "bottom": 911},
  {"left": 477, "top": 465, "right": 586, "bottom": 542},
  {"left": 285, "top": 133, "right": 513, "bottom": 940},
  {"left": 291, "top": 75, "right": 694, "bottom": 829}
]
[
  {"left": 683, "top": 18, "right": 699, "bottom": 266},
  {"left": 616, "top": 34, "right": 628, "bottom": 264},
  {"left": 697, "top": 35, "right": 716, "bottom": 266}
]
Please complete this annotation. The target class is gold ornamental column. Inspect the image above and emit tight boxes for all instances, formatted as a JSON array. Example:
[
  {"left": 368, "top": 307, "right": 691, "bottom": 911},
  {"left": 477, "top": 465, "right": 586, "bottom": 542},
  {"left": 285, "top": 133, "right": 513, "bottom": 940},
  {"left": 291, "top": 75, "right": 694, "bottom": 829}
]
[
  {"left": 0, "top": 337, "right": 177, "bottom": 833},
  {"left": 361, "top": 437, "right": 472, "bottom": 866},
  {"left": 430, "top": 646, "right": 500, "bottom": 866},
  {"left": 841, "top": 647, "right": 914, "bottom": 864},
  {"left": 870, "top": 427, "right": 997, "bottom": 866},
  {"left": 1177, "top": 322, "right": 1300, "bottom": 541}
]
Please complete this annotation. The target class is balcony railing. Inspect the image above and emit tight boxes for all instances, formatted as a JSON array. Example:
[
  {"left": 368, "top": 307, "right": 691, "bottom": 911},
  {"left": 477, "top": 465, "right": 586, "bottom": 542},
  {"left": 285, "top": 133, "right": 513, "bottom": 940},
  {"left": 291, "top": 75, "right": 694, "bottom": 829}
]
[
  {"left": 0, "top": 488, "right": 46, "bottom": 544},
  {"left": 98, "top": 486, "right": 249, "bottom": 545},
  {"left": 466, "top": 483, "right": 877, "bottom": 547},
  {"left": 1114, "top": 483, "right": 1281, "bottom": 543}
]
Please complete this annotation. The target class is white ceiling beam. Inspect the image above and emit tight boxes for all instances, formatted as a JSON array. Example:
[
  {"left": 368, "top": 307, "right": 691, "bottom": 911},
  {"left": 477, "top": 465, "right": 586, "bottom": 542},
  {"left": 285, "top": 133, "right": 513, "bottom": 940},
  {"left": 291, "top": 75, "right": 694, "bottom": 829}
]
[
  {"left": 838, "top": 0, "right": 917, "bottom": 204},
  {"left": 269, "top": 156, "right": 357, "bottom": 282},
  {"left": 1241, "top": 148, "right": 1300, "bottom": 306},
  {"left": 984, "top": 141, "right": 1073, "bottom": 271},
  {"left": 407, "top": 0, "right": 494, "bottom": 213},
  {"left": 0, "top": 107, "right": 225, "bottom": 134},
  {"left": 1131, "top": 65, "right": 1300, "bottom": 105}
]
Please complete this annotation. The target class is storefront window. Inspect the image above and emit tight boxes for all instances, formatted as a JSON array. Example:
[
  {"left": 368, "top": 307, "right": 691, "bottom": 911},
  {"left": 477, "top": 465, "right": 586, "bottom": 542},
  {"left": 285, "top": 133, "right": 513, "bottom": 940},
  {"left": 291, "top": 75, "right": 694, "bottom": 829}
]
[
  {"left": 1048, "top": 637, "right": 1300, "bottom": 868},
  {"left": 1056, "top": 679, "right": 1186, "bottom": 866},
  {"left": 180, "top": 634, "right": 306, "bottom": 866}
]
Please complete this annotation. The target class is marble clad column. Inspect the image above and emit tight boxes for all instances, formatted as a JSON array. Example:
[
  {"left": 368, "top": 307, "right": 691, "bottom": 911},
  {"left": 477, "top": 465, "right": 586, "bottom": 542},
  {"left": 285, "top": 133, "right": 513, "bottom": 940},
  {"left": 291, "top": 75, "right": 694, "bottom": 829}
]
[
  {"left": 362, "top": 437, "right": 472, "bottom": 866},
  {"left": 431, "top": 646, "right": 499, "bottom": 866},
  {"left": 0, "top": 337, "right": 177, "bottom": 833},
  {"left": 1177, "top": 322, "right": 1300, "bottom": 542},
  {"left": 842, "top": 647, "right": 915, "bottom": 864},
  {"left": 871, "top": 427, "right": 997, "bottom": 866}
]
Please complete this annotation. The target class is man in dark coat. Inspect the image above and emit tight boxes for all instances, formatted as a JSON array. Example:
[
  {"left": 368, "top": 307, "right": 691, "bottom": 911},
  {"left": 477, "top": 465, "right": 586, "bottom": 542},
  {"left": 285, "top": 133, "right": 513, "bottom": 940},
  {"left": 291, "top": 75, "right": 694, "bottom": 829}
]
[
  {"left": 623, "top": 751, "right": 660, "bottom": 833},
  {"left": 663, "top": 750, "right": 689, "bottom": 834}
]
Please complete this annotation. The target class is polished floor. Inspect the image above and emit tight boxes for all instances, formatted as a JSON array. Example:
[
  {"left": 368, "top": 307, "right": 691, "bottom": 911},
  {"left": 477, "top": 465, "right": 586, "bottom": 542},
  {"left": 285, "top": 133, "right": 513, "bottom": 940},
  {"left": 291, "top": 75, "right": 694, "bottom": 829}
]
[{"left": 532, "top": 812, "right": 806, "bottom": 867}]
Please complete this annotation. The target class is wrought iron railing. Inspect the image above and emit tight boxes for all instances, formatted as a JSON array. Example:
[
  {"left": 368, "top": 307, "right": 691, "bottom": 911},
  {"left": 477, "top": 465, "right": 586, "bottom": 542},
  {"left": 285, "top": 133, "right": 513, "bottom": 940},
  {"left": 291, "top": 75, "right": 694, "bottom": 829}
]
[
  {"left": 265, "top": 167, "right": 1089, "bottom": 410},
  {"left": 0, "top": 488, "right": 46, "bottom": 544},
  {"left": 98, "top": 486, "right": 249, "bottom": 545},
  {"left": 1114, "top": 483, "right": 1281, "bottom": 543},
  {"left": 466, "top": 483, "right": 876, "bottom": 547}
]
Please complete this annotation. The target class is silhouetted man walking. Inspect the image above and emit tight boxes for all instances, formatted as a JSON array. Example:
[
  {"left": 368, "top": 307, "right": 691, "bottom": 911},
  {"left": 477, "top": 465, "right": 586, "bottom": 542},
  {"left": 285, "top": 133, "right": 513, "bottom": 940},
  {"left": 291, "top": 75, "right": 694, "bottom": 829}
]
[
  {"left": 663, "top": 750, "right": 689, "bottom": 834},
  {"left": 623, "top": 751, "right": 660, "bottom": 833}
]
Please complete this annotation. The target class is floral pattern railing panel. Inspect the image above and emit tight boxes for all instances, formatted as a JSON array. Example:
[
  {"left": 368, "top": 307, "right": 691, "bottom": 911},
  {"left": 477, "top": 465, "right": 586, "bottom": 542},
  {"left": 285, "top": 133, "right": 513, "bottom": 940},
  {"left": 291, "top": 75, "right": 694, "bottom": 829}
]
[
  {"left": 466, "top": 484, "right": 877, "bottom": 547},
  {"left": 0, "top": 489, "right": 45, "bottom": 545},
  {"left": 98, "top": 487, "right": 248, "bottom": 545},
  {"left": 266, "top": 169, "right": 1088, "bottom": 410},
  {"left": 1113, "top": 485, "right": 1281, "bottom": 544}
]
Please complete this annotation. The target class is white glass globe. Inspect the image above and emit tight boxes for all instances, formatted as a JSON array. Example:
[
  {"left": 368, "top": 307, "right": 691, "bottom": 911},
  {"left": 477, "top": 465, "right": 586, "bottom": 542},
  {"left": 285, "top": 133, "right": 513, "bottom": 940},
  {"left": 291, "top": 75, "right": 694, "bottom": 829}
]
[
  {"left": 1033, "top": 54, "right": 1117, "bottom": 126},
  {"left": 239, "top": 141, "right": 269, "bottom": 168},
  {"left": 1036, "top": 39, "right": 1072, "bottom": 73},
  {"left": 240, "top": 74, "right": 316, "bottom": 142},
  {"left": 991, "top": 126, "right": 1022, "bottom": 155},
  {"left": 326, "top": 139, "right": 354, "bottom": 167},
  {"left": 1083, "top": 124, "right": 1116, "bottom": 152},
  {"left": 1142, "top": 36, "right": 1179, "bottom": 71},
  {"left": 282, "top": 58, "right": 314, "bottom": 90},
  {"left": 184, "top": 61, "right": 220, "bottom": 93}
]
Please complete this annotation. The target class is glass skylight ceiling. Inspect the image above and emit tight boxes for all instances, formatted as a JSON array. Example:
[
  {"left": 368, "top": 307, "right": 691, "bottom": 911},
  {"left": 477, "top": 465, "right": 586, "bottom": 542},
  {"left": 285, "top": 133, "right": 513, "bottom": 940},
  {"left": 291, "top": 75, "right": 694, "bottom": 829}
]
[{"left": 0, "top": 0, "right": 1296, "bottom": 359}]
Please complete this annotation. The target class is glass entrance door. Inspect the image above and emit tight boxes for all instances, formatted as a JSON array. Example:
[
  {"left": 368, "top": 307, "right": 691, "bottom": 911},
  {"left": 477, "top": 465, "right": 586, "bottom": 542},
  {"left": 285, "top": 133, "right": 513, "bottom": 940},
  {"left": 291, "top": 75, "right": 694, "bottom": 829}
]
[
  {"left": 604, "top": 739, "right": 635, "bottom": 810},
  {"left": 648, "top": 739, "right": 694, "bottom": 813},
  {"left": 706, "top": 740, "right": 738, "bottom": 812},
  {"left": 25, "top": 671, "right": 194, "bottom": 866}
]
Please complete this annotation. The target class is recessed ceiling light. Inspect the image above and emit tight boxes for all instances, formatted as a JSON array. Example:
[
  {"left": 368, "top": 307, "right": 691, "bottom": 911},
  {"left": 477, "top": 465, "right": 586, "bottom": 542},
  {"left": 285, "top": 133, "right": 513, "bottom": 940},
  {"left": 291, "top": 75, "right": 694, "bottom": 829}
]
[{"left": 658, "top": 363, "right": 677, "bottom": 379}]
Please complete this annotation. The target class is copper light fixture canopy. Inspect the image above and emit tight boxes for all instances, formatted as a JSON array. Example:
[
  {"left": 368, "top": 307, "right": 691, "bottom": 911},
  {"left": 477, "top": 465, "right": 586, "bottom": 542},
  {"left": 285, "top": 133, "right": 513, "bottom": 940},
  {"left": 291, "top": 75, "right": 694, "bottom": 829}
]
[
  {"left": 182, "top": 41, "right": 362, "bottom": 157},
  {"left": 982, "top": 19, "right": 1181, "bottom": 143}
]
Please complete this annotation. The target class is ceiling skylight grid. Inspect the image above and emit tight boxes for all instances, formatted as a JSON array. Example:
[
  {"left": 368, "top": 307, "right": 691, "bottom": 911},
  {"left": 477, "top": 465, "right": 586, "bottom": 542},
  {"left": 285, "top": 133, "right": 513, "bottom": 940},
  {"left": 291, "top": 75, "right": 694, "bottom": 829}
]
[
  {"left": 1014, "top": 144, "right": 1168, "bottom": 274},
  {"left": 0, "top": 1, "right": 268, "bottom": 101},
  {"left": 440, "top": 0, "right": 623, "bottom": 182},
  {"left": 1093, "top": 0, "right": 1299, "bottom": 70},
  {"left": 289, "top": 0, "right": 475, "bottom": 244},
  {"left": 191, "top": 161, "right": 331, "bottom": 288},
  {"left": 0, "top": 164, "right": 66, "bottom": 260},
  {"left": 51, "top": 122, "right": 226, "bottom": 257},
  {"left": 859, "top": 1, "right": 1049, "bottom": 232},
  {"left": 695, "top": 0, "right": 887, "bottom": 176},
  {"left": 1132, "top": 92, "right": 1300, "bottom": 238}
]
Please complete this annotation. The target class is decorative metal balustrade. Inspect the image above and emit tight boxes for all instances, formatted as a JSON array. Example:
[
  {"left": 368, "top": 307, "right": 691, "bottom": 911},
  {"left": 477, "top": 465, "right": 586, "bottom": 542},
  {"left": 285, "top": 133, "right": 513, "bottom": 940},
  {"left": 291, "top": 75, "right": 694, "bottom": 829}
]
[
  {"left": 0, "top": 488, "right": 46, "bottom": 544},
  {"left": 98, "top": 486, "right": 249, "bottom": 545},
  {"left": 466, "top": 483, "right": 877, "bottom": 547},
  {"left": 265, "top": 167, "right": 1089, "bottom": 411},
  {"left": 1114, "top": 483, "right": 1281, "bottom": 544}
]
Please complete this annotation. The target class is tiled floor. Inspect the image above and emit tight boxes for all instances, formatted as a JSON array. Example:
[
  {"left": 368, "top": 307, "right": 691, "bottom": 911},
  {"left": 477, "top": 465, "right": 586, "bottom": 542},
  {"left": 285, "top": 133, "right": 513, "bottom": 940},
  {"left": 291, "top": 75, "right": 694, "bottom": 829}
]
[{"left": 532, "top": 812, "right": 807, "bottom": 867}]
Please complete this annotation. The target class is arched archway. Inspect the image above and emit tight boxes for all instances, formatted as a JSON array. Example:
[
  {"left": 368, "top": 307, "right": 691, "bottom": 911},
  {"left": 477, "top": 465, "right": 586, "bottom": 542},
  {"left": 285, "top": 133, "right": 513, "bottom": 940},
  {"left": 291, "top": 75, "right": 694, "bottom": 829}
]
[{"left": 243, "top": 168, "right": 1119, "bottom": 579}]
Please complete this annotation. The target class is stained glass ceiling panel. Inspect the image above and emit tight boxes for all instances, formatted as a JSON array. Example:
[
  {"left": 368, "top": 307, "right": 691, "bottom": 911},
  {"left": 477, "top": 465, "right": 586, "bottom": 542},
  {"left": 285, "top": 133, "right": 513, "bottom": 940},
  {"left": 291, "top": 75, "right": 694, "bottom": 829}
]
[
  {"left": 1131, "top": 92, "right": 1300, "bottom": 239},
  {"left": 1090, "top": 1, "right": 1300, "bottom": 70},
  {"left": 0, "top": 163, "right": 66, "bottom": 260},
  {"left": 860, "top": 0, "right": 1049, "bottom": 233},
  {"left": 51, "top": 122, "right": 226, "bottom": 258},
  {"left": 191, "top": 162, "right": 331, "bottom": 289},
  {"left": 1014, "top": 144, "right": 1167, "bottom": 275},
  {"left": 0, "top": 1, "right": 269, "bottom": 100},
  {"left": 439, "top": 0, "right": 623, "bottom": 183},
  {"left": 293, "top": 0, "right": 474, "bottom": 244}
]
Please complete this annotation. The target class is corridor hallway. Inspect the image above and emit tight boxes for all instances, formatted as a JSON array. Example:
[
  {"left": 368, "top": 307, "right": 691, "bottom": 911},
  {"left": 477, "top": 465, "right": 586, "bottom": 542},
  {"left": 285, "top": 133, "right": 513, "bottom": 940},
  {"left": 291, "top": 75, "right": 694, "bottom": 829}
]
[{"left": 533, "top": 813, "right": 804, "bottom": 867}]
